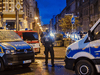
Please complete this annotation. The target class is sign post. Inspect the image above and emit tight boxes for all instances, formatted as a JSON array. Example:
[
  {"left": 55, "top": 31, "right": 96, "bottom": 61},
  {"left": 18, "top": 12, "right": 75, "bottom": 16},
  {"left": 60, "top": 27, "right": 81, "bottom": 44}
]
[
  {"left": 15, "top": 2, "right": 22, "bottom": 31},
  {"left": 71, "top": 16, "right": 75, "bottom": 32},
  {"left": 71, "top": 14, "right": 75, "bottom": 40}
]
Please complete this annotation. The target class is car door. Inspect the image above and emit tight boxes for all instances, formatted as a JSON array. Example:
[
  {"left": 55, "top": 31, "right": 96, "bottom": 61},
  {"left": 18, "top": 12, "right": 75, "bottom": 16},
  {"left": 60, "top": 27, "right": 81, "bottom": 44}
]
[{"left": 90, "top": 24, "right": 100, "bottom": 58}]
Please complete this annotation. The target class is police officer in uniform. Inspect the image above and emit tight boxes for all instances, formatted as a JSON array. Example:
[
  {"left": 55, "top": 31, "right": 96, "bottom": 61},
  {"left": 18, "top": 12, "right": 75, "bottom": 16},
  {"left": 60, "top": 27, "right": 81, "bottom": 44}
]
[{"left": 43, "top": 30, "right": 54, "bottom": 67}]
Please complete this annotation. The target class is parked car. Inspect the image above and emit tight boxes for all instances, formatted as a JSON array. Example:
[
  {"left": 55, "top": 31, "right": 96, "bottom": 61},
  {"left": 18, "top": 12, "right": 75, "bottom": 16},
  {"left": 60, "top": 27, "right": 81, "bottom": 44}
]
[{"left": 0, "top": 30, "right": 35, "bottom": 71}]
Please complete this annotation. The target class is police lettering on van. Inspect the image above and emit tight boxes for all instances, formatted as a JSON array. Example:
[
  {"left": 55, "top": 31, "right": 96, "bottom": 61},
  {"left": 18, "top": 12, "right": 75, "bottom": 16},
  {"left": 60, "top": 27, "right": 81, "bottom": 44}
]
[
  {"left": 0, "top": 30, "right": 34, "bottom": 71},
  {"left": 65, "top": 19, "right": 100, "bottom": 75}
]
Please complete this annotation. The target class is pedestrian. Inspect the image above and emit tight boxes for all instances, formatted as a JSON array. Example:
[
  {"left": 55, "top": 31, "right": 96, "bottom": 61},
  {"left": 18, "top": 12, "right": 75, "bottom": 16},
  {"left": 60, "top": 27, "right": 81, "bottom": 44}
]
[{"left": 43, "top": 30, "right": 55, "bottom": 67}]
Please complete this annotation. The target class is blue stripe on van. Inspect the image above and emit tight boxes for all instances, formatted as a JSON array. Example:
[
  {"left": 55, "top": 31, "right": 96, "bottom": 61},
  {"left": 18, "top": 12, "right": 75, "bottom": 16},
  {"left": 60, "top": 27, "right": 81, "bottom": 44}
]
[
  {"left": 90, "top": 46, "right": 100, "bottom": 57},
  {"left": 67, "top": 47, "right": 90, "bottom": 57},
  {"left": 67, "top": 46, "right": 100, "bottom": 58}
]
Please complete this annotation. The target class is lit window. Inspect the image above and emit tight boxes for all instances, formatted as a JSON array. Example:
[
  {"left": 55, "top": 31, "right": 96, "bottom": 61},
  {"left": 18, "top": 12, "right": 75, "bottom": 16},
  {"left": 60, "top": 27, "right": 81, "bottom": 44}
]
[
  {"left": 5, "top": 3, "right": 8, "bottom": 11},
  {"left": 11, "top": 4, "right": 14, "bottom": 11}
]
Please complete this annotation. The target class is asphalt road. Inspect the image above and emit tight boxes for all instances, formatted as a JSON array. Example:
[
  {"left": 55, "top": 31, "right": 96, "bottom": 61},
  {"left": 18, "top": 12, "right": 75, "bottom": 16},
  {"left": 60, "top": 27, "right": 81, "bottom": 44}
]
[
  {"left": 0, "top": 59, "right": 75, "bottom": 75},
  {"left": 35, "top": 46, "right": 66, "bottom": 59}
]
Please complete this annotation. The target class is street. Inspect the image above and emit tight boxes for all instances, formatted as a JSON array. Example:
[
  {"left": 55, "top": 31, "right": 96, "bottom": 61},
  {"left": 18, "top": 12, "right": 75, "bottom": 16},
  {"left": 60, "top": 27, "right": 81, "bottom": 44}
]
[
  {"left": 35, "top": 46, "right": 66, "bottom": 59},
  {"left": 0, "top": 46, "right": 75, "bottom": 75},
  {"left": 0, "top": 59, "right": 75, "bottom": 75}
]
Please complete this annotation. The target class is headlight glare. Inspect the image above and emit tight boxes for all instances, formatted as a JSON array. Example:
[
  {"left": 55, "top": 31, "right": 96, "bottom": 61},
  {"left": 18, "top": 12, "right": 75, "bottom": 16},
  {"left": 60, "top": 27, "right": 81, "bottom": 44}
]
[
  {"left": 11, "top": 50, "right": 16, "bottom": 54},
  {"left": 5, "top": 50, "right": 16, "bottom": 54},
  {"left": 6, "top": 50, "right": 11, "bottom": 54}
]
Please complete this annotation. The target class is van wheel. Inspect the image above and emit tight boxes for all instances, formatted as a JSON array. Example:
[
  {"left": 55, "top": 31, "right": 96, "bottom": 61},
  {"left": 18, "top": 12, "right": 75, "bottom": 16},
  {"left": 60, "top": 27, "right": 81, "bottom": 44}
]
[
  {"left": 75, "top": 60, "right": 95, "bottom": 75},
  {"left": 0, "top": 59, "right": 4, "bottom": 71},
  {"left": 22, "top": 63, "right": 31, "bottom": 67}
]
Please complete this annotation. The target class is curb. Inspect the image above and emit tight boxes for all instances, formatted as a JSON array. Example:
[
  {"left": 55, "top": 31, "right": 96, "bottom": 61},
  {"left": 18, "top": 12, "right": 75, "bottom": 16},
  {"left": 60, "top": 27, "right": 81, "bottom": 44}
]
[{"left": 35, "top": 56, "right": 65, "bottom": 59}]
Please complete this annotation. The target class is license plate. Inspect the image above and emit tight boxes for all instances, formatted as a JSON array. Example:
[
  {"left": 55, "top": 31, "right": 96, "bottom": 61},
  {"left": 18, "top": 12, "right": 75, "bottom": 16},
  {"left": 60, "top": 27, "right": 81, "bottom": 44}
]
[{"left": 23, "top": 60, "right": 31, "bottom": 64}]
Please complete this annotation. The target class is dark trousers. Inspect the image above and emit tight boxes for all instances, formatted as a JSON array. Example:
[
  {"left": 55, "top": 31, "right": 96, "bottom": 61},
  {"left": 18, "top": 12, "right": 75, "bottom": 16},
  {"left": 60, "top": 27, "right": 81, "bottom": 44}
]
[{"left": 45, "top": 46, "right": 54, "bottom": 65}]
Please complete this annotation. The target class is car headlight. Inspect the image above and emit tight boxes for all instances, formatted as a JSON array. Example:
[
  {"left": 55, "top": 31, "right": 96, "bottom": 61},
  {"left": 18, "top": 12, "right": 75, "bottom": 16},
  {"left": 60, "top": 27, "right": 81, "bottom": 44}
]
[
  {"left": 66, "top": 47, "right": 71, "bottom": 55},
  {"left": 5, "top": 50, "right": 10, "bottom": 54},
  {"left": 5, "top": 50, "right": 16, "bottom": 54}
]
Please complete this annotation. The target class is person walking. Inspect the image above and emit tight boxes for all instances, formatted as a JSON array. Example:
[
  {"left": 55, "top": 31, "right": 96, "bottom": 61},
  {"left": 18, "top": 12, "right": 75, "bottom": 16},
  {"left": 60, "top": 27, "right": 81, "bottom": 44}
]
[{"left": 43, "top": 30, "right": 55, "bottom": 67}]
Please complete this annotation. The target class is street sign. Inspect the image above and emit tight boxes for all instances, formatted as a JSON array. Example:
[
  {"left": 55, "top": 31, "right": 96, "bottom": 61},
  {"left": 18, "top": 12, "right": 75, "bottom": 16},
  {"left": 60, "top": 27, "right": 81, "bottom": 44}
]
[
  {"left": 71, "top": 17, "right": 75, "bottom": 24},
  {"left": 15, "top": 2, "right": 22, "bottom": 11}
]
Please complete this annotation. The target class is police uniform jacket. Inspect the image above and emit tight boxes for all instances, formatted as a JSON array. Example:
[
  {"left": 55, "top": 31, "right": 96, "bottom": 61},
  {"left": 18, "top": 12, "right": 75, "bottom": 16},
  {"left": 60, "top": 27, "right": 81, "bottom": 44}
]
[{"left": 43, "top": 34, "right": 54, "bottom": 47}]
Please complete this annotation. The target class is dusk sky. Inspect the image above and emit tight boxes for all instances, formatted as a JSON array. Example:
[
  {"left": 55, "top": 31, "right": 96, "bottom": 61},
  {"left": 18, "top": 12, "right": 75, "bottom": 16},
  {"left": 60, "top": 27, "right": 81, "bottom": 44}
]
[{"left": 36, "top": 0, "right": 66, "bottom": 25}]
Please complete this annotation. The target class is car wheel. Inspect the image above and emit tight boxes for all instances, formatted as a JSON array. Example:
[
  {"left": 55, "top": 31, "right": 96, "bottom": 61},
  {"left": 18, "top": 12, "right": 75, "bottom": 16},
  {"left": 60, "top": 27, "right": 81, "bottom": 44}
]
[
  {"left": 0, "top": 58, "right": 4, "bottom": 71},
  {"left": 75, "top": 60, "right": 95, "bottom": 75},
  {"left": 22, "top": 63, "right": 31, "bottom": 67}
]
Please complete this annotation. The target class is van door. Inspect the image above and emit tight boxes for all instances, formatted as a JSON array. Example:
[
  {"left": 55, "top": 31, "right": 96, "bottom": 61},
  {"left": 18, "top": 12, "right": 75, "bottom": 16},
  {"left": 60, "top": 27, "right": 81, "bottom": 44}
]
[{"left": 90, "top": 24, "right": 100, "bottom": 58}]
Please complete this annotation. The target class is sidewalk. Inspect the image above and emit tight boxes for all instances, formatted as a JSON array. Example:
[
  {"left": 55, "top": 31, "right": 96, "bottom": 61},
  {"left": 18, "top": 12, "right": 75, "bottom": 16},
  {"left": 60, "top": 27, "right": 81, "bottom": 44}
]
[{"left": 35, "top": 45, "right": 66, "bottom": 59}]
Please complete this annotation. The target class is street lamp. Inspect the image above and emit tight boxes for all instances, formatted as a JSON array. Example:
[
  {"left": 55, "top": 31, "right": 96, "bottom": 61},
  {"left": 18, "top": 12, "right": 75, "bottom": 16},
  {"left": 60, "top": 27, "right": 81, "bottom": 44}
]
[
  {"left": 39, "top": 24, "right": 41, "bottom": 26},
  {"left": 34, "top": 17, "right": 38, "bottom": 30},
  {"left": 35, "top": 17, "right": 38, "bottom": 20},
  {"left": 35, "top": 17, "right": 41, "bottom": 45},
  {"left": 37, "top": 23, "right": 40, "bottom": 25},
  {"left": 40, "top": 27, "right": 42, "bottom": 29}
]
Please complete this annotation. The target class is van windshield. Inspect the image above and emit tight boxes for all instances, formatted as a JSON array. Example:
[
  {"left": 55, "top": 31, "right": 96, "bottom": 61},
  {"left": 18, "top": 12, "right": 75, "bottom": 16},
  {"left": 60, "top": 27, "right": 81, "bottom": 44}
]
[
  {"left": 0, "top": 31, "right": 22, "bottom": 42},
  {"left": 23, "top": 32, "right": 38, "bottom": 41}
]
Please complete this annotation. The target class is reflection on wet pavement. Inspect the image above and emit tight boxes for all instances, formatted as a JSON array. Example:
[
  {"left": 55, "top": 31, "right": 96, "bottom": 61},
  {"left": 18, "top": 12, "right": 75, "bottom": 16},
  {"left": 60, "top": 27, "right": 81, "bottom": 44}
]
[{"left": 0, "top": 59, "right": 75, "bottom": 75}]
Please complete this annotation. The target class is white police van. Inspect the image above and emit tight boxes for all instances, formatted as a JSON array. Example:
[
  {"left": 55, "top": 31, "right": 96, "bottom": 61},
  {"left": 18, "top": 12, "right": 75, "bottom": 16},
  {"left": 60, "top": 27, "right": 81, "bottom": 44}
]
[
  {"left": 65, "top": 19, "right": 100, "bottom": 75},
  {"left": 0, "top": 30, "right": 34, "bottom": 71}
]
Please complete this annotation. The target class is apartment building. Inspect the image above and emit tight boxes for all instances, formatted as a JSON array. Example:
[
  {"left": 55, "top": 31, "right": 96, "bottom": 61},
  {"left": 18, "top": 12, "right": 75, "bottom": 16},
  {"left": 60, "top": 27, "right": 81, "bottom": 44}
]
[
  {"left": 76, "top": 0, "right": 99, "bottom": 32},
  {"left": 0, "top": 0, "right": 24, "bottom": 30},
  {"left": 0, "top": 0, "right": 41, "bottom": 31}
]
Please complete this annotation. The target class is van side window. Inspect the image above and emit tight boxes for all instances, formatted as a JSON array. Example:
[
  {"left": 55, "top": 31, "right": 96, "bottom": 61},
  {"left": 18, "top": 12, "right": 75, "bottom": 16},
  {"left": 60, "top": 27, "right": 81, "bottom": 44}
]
[
  {"left": 84, "top": 38, "right": 90, "bottom": 43},
  {"left": 93, "top": 23, "right": 100, "bottom": 40}
]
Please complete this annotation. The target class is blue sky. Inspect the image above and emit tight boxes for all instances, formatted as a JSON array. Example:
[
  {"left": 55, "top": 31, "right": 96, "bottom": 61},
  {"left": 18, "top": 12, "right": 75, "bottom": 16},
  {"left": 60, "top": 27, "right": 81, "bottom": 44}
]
[{"left": 36, "top": 0, "right": 66, "bottom": 25}]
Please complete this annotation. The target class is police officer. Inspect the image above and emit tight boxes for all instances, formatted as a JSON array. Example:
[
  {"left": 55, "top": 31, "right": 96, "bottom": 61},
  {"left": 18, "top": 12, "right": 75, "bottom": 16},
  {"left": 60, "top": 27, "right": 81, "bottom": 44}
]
[{"left": 43, "top": 30, "right": 54, "bottom": 67}]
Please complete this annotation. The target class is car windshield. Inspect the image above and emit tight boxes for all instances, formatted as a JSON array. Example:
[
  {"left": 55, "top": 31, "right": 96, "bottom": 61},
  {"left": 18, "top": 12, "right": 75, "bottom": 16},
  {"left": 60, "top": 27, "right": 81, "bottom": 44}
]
[
  {"left": 0, "top": 31, "right": 22, "bottom": 42},
  {"left": 55, "top": 34, "right": 63, "bottom": 41},
  {"left": 23, "top": 32, "right": 38, "bottom": 41}
]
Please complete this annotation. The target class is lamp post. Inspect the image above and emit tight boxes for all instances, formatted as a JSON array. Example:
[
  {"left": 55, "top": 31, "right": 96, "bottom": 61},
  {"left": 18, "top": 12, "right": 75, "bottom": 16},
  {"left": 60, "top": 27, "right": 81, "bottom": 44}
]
[
  {"left": 35, "top": 17, "right": 40, "bottom": 43},
  {"left": 35, "top": 17, "right": 38, "bottom": 20},
  {"left": 34, "top": 17, "right": 38, "bottom": 30},
  {"left": 15, "top": 1, "right": 22, "bottom": 31}
]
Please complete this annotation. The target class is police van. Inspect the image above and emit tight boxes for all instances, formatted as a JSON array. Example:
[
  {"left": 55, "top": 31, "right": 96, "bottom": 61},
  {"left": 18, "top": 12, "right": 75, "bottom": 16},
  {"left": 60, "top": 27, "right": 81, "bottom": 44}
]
[
  {"left": 65, "top": 19, "right": 100, "bottom": 75},
  {"left": 0, "top": 30, "right": 34, "bottom": 71}
]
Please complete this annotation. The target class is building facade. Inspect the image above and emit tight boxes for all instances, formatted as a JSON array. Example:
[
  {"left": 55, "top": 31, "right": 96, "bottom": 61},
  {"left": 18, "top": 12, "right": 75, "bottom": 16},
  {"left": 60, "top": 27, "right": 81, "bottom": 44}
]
[
  {"left": 0, "top": 0, "right": 24, "bottom": 30},
  {"left": 76, "top": 0, "right": 100, "bottom": 32},
  {"left": 42, "top": 24, "right": 49, "bottom": 32},
  {"left": 23, "top": 0, "right": 38, "bottom": 30},
  {"left": 55, "top": 0, "right": 76, "bottom": 32},
  {"left": 55, "top": 0, "right": 100, "bottom": 32},
  {"left": 0, "top": 0, "right": 41, "bottom": 31},
  {"left": 49, "top": 15, "right": 56, "bottom": 32}
]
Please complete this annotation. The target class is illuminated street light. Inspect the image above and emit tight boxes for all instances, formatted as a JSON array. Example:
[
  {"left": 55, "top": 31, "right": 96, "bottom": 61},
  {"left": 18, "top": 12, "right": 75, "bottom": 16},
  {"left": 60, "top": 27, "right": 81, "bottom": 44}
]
[
  {"left": 35, "top": 17, "right": 38, "bottom": 20},
  {"left": 39, "top": 25, "right": 41, "bottom": 26},
  {"left": 40, "top": 27, "right": 42, "bottom": 29},
  {"left": 37, "top": 23, "right": 40, "bottom": 25}
]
